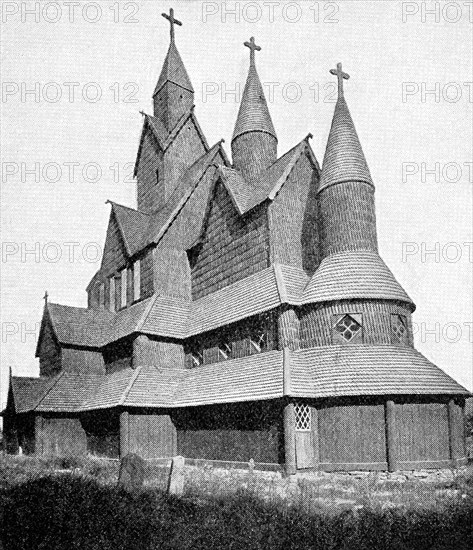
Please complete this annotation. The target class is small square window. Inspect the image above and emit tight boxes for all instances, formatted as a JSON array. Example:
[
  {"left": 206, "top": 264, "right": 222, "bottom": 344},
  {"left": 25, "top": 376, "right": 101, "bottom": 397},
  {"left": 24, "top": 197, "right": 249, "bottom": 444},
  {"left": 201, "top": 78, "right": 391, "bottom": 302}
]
[
  {"left": 391, "top": 314, "right": 408, "bottom": 345},
  {"left": 294, "top": 403, "right": 311, "bottom": 431},
  {"left": 334, "top": 314, "right": 362, "bottom": 343}
]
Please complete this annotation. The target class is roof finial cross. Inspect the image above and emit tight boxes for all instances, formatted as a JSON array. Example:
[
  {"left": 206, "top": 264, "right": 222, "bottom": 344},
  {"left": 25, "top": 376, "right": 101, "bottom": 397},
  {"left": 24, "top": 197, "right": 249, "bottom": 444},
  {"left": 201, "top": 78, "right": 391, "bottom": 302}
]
[
  {"left": 330, "top": 62, "right": 350, "bottom": 98},
  {"left": 244, "top": 37, "right": 261, "bottom": 66},
  {"left": 43, "top": 290, "right": 48, "bottom": 305},
  {"left": 162, "top": 8, "right": 182, "bottom": 43}
]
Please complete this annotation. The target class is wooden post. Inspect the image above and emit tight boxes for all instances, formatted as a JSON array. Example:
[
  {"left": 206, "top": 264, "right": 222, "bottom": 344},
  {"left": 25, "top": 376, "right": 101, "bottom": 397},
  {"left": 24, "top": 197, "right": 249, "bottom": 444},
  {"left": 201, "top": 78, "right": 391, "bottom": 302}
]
[
  {"left": 447, "top": 398, "right": 463, "bottom": 464},
  {"left": 312, "top": 407, "right": 320, "bottom": 470},
  {"left": 385, "top": 400, "right": 398, "bottom": 472},
  {"left": 283, "top": 401, "right": 296, "bottom": 475},
  {"left": 34, "top": 415, "right": 43, "bottom": 456},
  {"left": 120, "top": 411, "right": 129, "bottom": 458}
]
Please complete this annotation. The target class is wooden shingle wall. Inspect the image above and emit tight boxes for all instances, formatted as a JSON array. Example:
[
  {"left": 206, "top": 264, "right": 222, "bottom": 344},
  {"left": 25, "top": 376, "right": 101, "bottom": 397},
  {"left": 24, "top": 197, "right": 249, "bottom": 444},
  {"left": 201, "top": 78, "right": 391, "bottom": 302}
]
[
  {"left": 103, "top": 339, "right": 133, "bottom": 374},
  {"left": 133, "top": 335, "right": 184, "bottom": 369},
  {"left": 152, "top": 247, "right": 191, "bottom": 299},
  {"left": 38, "top": 320, "right": 62, "bottom": 377},
  {"left": 191, "top": 182, "right": 269, "bottom": 300},
  {"left": 232, "top": 131, "right": 277, "bottom": 181},
  {"left": 269, "top": 153, "right": 319, "bottom": 274},
  {"left": 100, "top": 214, "right": 128, "bottom": 278},
  {"left": 62, "top": 348, "right": 105, "bottom": 375},
  {"left": 137, "top": 130, "right": 163, "bottom": 214},
  {"left": 318, "top": 182, "right": 378, "bottom": 259},
  {"left": 163, "top": 116, "right": 207, "bottom": 202},
  {"left": 300, "top": 300, "right": 414, "bottom": 347},
  {"left": 154, "top": 83, "right": 193, "bottom": 133}
]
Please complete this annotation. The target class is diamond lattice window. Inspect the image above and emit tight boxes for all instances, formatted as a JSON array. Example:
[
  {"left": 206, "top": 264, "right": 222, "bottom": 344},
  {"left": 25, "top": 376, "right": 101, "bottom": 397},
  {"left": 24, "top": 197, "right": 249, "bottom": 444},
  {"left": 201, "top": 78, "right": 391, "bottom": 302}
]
[
  {"left": 294, "top": 403, "right": 311, "bottom": 431},
  {"left": 391, "top": 314, "right": 408, "bottom": 344},
  {"left": 335, "top": 314, "right": 362, "bottom": 342}
]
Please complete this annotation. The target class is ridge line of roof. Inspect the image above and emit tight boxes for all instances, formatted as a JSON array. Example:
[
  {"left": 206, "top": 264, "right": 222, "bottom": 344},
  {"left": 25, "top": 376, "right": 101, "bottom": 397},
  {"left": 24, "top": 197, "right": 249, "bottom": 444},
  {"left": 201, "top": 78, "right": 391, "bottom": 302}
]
[
  {"left": 152, "top": 143, "right": 223, "bottom": 245},
  {"left": 32, "top": 371, "right": 65, "bottom": 411},
  {"left": 119, "top": 367, "right": 142, "bottom": 406}
]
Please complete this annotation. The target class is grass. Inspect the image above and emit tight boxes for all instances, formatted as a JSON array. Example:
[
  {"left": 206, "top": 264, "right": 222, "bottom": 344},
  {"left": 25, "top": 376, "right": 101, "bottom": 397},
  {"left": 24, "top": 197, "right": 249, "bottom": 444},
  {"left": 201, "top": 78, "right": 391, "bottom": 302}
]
[{"left": 0, "top": 454, "right": 472, "bottom": 550}]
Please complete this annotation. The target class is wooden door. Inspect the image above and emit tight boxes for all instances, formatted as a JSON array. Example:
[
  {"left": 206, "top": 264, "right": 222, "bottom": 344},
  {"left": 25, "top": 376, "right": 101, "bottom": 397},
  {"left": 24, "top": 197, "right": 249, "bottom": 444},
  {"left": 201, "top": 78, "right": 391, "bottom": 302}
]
[{"left": 295, "top": 403, "right": 317, "bottom": 469}]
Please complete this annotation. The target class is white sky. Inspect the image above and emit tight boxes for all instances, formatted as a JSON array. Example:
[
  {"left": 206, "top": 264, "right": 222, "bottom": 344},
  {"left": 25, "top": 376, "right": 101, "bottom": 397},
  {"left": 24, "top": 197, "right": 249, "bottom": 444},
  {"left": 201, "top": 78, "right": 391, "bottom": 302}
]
[{"left": 1, "top": 0, "right": 472, "bottom": 410}]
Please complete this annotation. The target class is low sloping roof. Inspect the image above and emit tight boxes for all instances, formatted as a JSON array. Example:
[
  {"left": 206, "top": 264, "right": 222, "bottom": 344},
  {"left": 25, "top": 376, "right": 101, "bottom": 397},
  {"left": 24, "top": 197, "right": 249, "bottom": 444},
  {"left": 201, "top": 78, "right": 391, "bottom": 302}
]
[
  {"left": 10, "top": 376, "right": 56, "bottom": 413},
  {"left": 123, "top": 367, "right": 184, "bottom": 408},
  {"left": 42, "top": 264, "right": 313, "bottom": 348},
  {"left": 187, "top": 267, "right": 280, "bottom": 336},
  {"left": 291, "top": 345, "right": 469, "bottom": 398},
  {"left": 176, "top": 351, "right": 284, "bottom": 406},
  {"left": 44, "top": 299, "right": 153, "bottom": 349},
  {"left": 302, "top": 251, "right": 414, "bottom": 308},
  {"left": 10, "top": 342, "right": 468, "bottom": 414},
  {"left": 35, "top": 372, "right": 101, "bottom": 412},
  {"left": 81, "top": 368, "right": 135, "bottom": 411}
]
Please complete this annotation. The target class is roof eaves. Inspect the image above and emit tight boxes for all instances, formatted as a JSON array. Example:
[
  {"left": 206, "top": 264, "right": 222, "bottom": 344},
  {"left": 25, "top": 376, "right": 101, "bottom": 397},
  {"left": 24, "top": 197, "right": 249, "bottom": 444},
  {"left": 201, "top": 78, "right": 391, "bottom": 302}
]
[{"left": 107, "top": 202, "right": 132, "bottom": 256}]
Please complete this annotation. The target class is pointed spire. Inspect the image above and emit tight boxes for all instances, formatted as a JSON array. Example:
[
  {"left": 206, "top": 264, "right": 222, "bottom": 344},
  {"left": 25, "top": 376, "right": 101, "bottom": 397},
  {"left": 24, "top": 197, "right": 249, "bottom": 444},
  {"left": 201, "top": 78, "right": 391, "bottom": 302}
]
[
  {"left": 318, "top": 63, "right": 373, "bottom": 192},
  {"left": 232, "top": 37, "right": 277, "bottom": 143},
  {"left": 154, "top": 8, "right": 194, "bottom": 97}
]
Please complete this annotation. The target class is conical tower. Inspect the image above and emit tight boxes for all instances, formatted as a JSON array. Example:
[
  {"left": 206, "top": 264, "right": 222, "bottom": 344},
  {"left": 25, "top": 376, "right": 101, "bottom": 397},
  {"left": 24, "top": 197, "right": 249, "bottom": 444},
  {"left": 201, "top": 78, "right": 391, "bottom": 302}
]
[
  {"left": 153, "top": 8, "right": 194, "bottom": 132},
  {"left": 231, "top": 37, "right": 277, "bottom": 181},
  {"left": 318, "top": 63, "right": 377, "bottom": 260}
]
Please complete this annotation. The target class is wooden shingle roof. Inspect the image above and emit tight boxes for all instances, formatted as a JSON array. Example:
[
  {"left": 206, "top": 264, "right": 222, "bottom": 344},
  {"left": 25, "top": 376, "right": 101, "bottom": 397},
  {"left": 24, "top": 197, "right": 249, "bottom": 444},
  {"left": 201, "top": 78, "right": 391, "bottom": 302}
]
[
  {"left": 10, "top": 376, "right": 57, "bottom": 413},
  {"left": 218, "top": 138, "right": 318, "bottom": 215},
  {"left": 302, "top": 251, "right": 414, "bottom": 308},
  {"left": 232, "top": 62, "right": 276, "bottom": 142},
  {"left": 154, "top": 41, "right": 194, "bottom": 96},
  {"left": 11, "top": 342, "right": 468, "bottom": 414},
  {"left": 291, "top": 345, "right": 469, "bottom": 398},
  {"left": 318, "top": 95, "right": 373, "bottom": 193}
]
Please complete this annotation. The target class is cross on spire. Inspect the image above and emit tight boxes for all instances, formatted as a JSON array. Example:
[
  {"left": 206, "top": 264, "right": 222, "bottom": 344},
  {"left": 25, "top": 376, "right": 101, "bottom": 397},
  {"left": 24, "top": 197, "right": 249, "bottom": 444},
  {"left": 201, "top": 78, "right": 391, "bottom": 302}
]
[
  {"left": 330, "top": 62, "right": 350, "bottom": 98},
  {"left": 244, "top": 37, "right": 261, "bottom": 66},
  {"left": 43, "top": 290, "right": 48, "bottom": 305},
  {"left": 162, "top": 7, "right": 182, "bottom": 43}
]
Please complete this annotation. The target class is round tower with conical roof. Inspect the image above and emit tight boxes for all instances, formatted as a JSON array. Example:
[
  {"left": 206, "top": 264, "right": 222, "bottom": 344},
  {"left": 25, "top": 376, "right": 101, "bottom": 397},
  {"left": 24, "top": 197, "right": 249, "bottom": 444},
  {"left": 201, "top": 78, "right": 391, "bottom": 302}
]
[
  {"left": 231, "top": 37, "right": 277, "bottom": 181},
  {"left": 300, "top": 63, "right": 416, "bottom": 350}
]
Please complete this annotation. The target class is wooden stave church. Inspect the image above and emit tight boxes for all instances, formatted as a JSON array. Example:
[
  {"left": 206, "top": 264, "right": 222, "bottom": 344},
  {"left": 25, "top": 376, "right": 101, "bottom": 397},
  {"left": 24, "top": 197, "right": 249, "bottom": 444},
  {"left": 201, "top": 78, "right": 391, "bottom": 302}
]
[{"left": 2, "top": 12, "right": 469, "bottom": 473}]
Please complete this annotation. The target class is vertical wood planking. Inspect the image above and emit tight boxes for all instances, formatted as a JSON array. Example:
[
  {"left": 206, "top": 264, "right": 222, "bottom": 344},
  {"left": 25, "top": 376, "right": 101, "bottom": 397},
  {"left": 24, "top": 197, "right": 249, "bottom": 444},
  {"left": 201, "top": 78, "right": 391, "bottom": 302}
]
[
  {"left": 120, "top": 411, "right": 129, "bottom": 458},
  {"left": 385, "top": 400, "right": 398, "bottom": 472},
  {"left": 283, "top": 402, "right": 296, "bottom": 475}
]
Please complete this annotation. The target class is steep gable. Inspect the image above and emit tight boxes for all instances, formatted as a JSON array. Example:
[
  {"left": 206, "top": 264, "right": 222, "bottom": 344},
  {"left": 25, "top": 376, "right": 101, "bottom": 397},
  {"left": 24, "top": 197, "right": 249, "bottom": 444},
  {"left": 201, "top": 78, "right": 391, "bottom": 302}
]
[
  {"left": 100, "top": 210, "right": 129, "bottom": 276},
  {"left": 268, "top": 146, "right": 320, "bottom": 274},
  {"left": 189, "top": 180, "right": 270, "bottom": 300}
]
